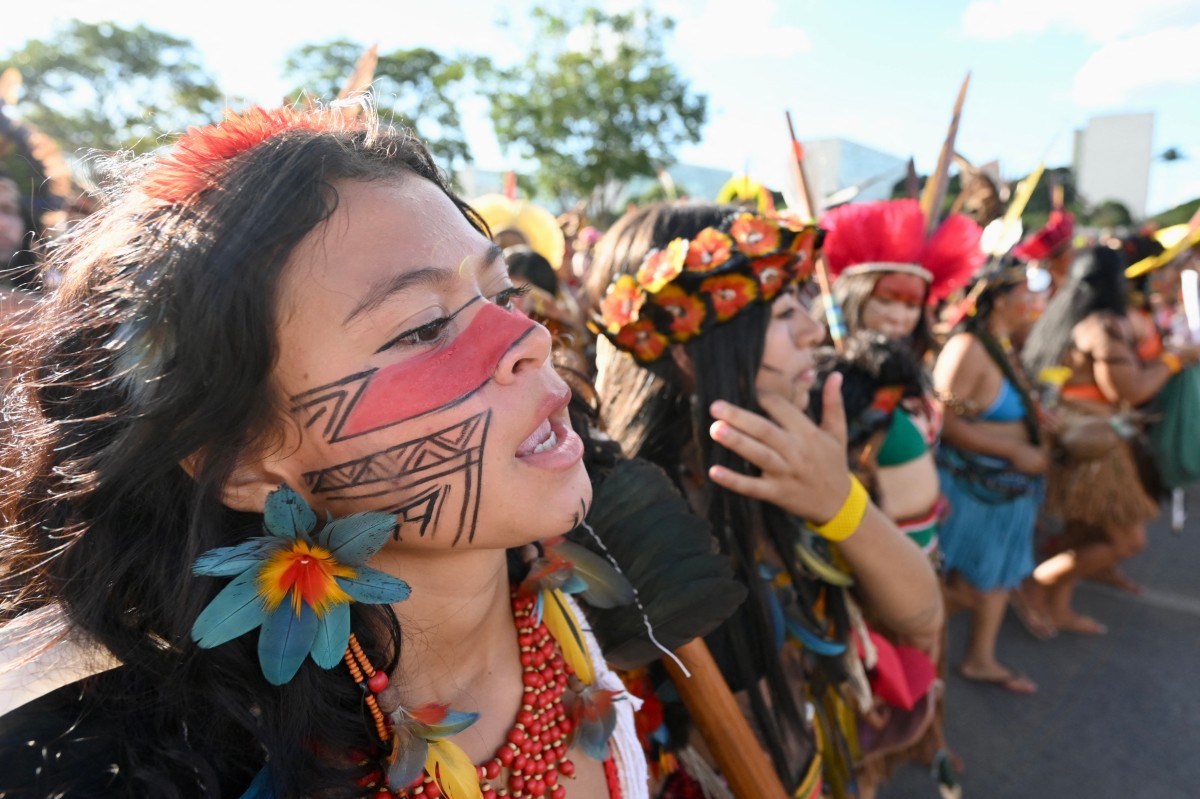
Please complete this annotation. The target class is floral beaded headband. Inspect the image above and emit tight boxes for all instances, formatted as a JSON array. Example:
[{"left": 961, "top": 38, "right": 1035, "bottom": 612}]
[{"left": 596, "top": 212, "right": 821, "bottom": 363}]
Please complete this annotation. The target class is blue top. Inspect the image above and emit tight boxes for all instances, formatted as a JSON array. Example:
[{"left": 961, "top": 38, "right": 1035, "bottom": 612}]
[{"left": 979, "top": 378, "right": 1025, "bottom": 422}]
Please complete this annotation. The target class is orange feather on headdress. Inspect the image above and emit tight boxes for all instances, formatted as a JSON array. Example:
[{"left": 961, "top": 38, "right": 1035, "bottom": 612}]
[{"left": 143, "top": 106, "right": 360, "bottom": 204}]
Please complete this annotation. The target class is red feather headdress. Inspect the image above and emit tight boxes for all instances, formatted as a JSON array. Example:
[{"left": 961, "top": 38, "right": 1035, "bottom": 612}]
[
  {"left": 143, "top": 106, "right": 361, "bottom": 204},
  {"left": 820, "top": 198, "right": 984, "bottom": 303}
]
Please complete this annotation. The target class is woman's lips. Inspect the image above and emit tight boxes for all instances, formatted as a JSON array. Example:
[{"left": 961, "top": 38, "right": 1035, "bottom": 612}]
[
  {"left": 517, "top": 418, "right": 554, "bottom": 456},
  {"left": 516, "top": 416, "right": 583, "bottom": 471}
]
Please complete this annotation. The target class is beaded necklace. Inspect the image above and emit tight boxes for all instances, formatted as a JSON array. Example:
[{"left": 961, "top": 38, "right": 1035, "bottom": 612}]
[{"left": 347, "top": 590, "right": 621, "bottom": 799}]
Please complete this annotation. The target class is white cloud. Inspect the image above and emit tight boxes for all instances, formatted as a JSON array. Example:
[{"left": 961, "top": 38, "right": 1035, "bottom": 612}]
[
  {"left": 674, "top": 0, "right": 812, "bottom": 61},
  {"left": 962, "top": 0, "right": 1196, "bottom": 41},
  {"left": 1073, "top": 23, "right": 1200, "bottom": 106}
]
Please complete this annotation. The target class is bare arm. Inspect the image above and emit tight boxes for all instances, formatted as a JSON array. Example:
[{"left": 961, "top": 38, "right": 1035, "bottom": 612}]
[
  {"left": 1079, "top": 314, "right": 1197, "bottom": 406},
  {"left": 706, "top": 382, "right": 943, "bottom": 649},
  {"left": 933, "top": 332, "right": 1045, "bottom": 472}
]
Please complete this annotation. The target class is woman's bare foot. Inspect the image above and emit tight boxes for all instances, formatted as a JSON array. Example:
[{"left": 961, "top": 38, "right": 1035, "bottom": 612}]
[
  {"left": 1050, "top": 612, "right": 1107, "bottom": 635},
  {"left": 957, "top": 662, "right": 1037, "bottom": 695},
  {"left": 1010, "top": 583, "right": 1058, "bottom": 640},
  {"left": 1091, "top": 567, "right": 1142, "bottom": 594}
]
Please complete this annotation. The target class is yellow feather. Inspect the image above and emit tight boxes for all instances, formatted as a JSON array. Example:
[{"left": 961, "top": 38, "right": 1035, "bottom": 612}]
[
  {"left": 424, "top": 739, "right": 483, "bottom": 799},
  {"left": 541, "top": 589, "right": 594, "bottom": 685}
]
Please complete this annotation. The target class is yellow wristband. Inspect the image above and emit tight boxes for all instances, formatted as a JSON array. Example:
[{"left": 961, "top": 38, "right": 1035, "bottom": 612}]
[
  {"left": 1160, "top": 352, "right": 1183, "bottom": 375},
  {"left": 805, "top": 475, "right": 869, "bottom": 542}
]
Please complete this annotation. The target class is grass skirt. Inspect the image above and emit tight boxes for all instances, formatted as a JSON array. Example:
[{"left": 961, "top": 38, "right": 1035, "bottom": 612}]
[
  {"left": 935, "top": 444, "right": 1044, "bottom": 591},
  {"left": 1046, "top": 431, "right": 1159, "bottom": 531}
]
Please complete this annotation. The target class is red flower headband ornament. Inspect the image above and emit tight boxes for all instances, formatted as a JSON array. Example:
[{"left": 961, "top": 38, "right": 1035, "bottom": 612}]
[{"left": 597, "top": 212, "right": 820, "bottom": 363}]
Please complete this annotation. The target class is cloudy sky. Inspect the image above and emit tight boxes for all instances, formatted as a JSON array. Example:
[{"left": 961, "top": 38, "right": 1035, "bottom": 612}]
[{"left": 5, "top": 0, "right": 1199, "bottom": 214}]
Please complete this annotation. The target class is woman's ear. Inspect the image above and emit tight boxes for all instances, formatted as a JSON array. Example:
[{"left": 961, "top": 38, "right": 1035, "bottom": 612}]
[{"left": 179, "top": 451, "right": 296, "bottom": 514}]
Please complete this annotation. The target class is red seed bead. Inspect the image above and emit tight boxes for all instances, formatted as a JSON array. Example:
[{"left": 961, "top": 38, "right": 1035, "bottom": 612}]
[
  {"left": 485, "top": 760, "right": 502, "bottom": 780},
  {"left": 510, "top": 775, "right": 526, "bottom": 793},
  {"left": 483, "top": 791, "right": 498, "bottom": 799},
  {"left": 551, "top": 785, "right": 567, "bottom": 799},
  {"left": 425, "top": 783, "right": 442, "bottom": 799},
  {"left": 374, "top": 791, "right": 392, "bottom": 799},
  {"left": 532, "top": 651, "right": 546, "bottom": 668},
  {"left": 508, "top": 728, "right": 527, "bottom": 745},
  {"left": 498, "top": 746, "right": 516, "bottom": 767},
  {"left": 518, "top": 633, "right": 535, "bottom": 648},
  {"left": 514, "top": 754, "right": 528, "bottom": 772},
  {"left": 545, "top": 770, "right": 559, "bottom": 786},
  {"left": 530, "top": 778, "right": 546, "bottom": 796},
  {"left": 559, "top": 759, "right": 576, "bottom": 777},
  {"left": 367, "top": 670, "right": 390, "bottom": 693}
]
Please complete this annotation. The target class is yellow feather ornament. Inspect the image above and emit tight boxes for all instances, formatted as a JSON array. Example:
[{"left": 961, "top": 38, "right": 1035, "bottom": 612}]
[
  {"left": 424, "top": 739, "right": 484, "bottom": 799},
  {"left": 540, "top": 588, "right": 594, "bottom": 685}
]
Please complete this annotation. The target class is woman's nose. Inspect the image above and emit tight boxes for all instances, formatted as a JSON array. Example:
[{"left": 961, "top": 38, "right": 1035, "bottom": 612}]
[{"left": 491, "top": 305, "right": 552, "bottom": 385}]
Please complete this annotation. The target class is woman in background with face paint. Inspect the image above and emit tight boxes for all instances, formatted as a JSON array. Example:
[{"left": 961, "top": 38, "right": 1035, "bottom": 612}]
[
  {"left": 0, "top": 107, "right": 656, "bottom": 799},
  {"left": 585, "top": 202, "right": 942, "bottom": 797},
  {"left": 818, "top": 199, "right": 983, "bottom": 792}
]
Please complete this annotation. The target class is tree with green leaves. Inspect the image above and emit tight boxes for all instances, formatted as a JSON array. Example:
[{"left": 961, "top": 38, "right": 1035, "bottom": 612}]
[
  {"left": 284, "top": 39, "right": 480, "bottom": 174},
  {"left": 485, "top": 5, "right": 707, "bottom": 218},
  {"left": 1, "top": 21, "right": 224, "bottom": 155}
]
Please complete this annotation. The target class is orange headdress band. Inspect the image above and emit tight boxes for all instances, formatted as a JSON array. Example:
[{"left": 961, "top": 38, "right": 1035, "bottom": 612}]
[
  {"left": 595, "top": 211, "right": 820, "bottom": 363},
  {"left": 143, "top": 106, "right": 363, "bottom": 204}
]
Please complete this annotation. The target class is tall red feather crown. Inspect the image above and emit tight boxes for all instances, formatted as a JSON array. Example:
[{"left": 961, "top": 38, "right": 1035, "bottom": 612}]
[
  {"left": 820, "top": 198, "right": 984, "bottom": 303},
  {"left": 143, "top": 106, "right": 361, "bottom": 204}
]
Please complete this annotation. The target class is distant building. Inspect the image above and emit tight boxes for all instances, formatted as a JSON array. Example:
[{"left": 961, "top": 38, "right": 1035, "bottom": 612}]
[
  {"left": 455, "top": 138, "right": 907, "bottom": 215},
  {"left": 802, "top": 139, "right": 908, "bottom": 213},
  {"left": 1074, "top": 113, "right": 1154, "bottom": 220}
]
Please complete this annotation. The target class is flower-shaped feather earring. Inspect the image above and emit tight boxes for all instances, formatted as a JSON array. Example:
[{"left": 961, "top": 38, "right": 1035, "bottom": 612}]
[{"left": 191, "top": 484, "right": 411, "bottom": 685}]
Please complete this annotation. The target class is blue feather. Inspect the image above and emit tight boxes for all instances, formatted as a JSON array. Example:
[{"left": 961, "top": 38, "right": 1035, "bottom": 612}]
[
  {"left": 415, "top": 709, "right": 480, "bottom": 740},
  {"left": 238, "top": 766, "right": 273, "bottom": 799},
  {"left": 319, "top": 511, "right": 396, "bottom": 566},
  {"left": 258, "top": 601, "right": 319, "bottom": 685},
  {"left": 336, "top": 566, "right": 411, "bottom": 604},
  {"left": 557, "top": 540, "right": 635, "bottom": 608},
  {"left": 192, "top": 569, "right": 268, "bottom": 648},
  {"left": 785, "top": 617, "right": 847, "bottom": 656},
  {"left": 193, "top": 538, "right": 281, "bottom": 577},
  {"left": 310, "top": 601, "right": 351, "bottom": 669},
  {"left": 387, "top": 728, "right": 429, "bottom": 790},
  {"left": 263, "top": 485, "right": 316, "bottom": 540}
]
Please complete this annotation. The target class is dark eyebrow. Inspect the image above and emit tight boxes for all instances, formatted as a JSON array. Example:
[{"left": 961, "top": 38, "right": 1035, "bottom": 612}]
[{"left": 343, "top": 244, "right": 505, "bottom": 326}]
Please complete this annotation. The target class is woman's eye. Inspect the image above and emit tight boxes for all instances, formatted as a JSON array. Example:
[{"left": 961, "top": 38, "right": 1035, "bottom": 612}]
[
  {"left": 492, "top": 285, "right": 531, "bottom": 309},
  {"left": 376, "top": 317, "right": 452, "bottom": 353}
]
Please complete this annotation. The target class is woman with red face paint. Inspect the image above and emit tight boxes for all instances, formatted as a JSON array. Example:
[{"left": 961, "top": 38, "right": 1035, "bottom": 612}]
[
  {"left": 0, "top": 107, "right": 698, "bottom": 799},
  {"left": 585, "top": 202, "right": 942, "bottom": 798},
  {"left": 818, "top": 199, "right": 983, "bottom": 793}
]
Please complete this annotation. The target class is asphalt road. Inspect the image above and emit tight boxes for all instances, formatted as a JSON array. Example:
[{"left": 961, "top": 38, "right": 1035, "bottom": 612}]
[{"left": 883, "top": 495, "right": 1200, "bottom": 799}]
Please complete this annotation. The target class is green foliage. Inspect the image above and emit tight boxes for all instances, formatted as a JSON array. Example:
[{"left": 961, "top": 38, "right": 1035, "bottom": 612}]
[
  {"left": 484, "top": 5, "right": 707, "bottom": 214},
  {"left": 2, "top": 20, "right": 224, "bottom": 154},
  {"left": 284, "top": 39, "right": 480, "bottom": 173},
  {"left": 1083, "top": 199, "right": 1133, "bottom": 228},
  {"left": 1152, "top": 197, "right": 1200, "bottom": 227}
]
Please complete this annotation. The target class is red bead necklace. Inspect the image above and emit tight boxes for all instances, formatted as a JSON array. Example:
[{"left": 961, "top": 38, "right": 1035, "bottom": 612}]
[{"left": 361, "top": 591, "right": 585, "bottom": 799}]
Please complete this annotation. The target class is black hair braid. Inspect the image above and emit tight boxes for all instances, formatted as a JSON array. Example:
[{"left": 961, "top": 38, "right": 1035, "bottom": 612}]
[{"left": 966, "top": 318, "right": 1041, "bottom": 445}]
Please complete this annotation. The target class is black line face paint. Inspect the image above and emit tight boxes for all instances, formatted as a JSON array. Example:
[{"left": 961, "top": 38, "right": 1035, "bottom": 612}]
[
  {"left": 303, "top": 411, "right": 491, "bottom": 545},
  {"left": 290, "top": 301, "right": 536, "bottom": 443}
]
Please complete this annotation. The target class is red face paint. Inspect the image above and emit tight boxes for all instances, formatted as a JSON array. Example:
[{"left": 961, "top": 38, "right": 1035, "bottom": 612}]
[
  {"left": 337, "top": 302, "right": 538, "bottom": 439},
  {"left": 871, "top": 273, "right": 928, "bottom": 308}
]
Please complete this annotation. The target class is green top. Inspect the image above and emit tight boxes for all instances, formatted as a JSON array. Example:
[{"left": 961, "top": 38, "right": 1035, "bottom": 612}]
[{"left": 876, "top": 409, "right": 928, "bottom": 467}]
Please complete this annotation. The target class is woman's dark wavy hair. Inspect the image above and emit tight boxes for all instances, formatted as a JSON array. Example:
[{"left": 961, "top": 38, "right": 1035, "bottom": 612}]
[
  {"left": 1023, "top": 244, "right": 1130, "bottom": 382},
  {"left": 0, "top": 112, "right": 487, "bottom": 797},
  {"left": 584, "top": 201, "right": 845, "bottom": 790},
  {"left": 832, "top": 270, "right": 936, "bottom": 360}
]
